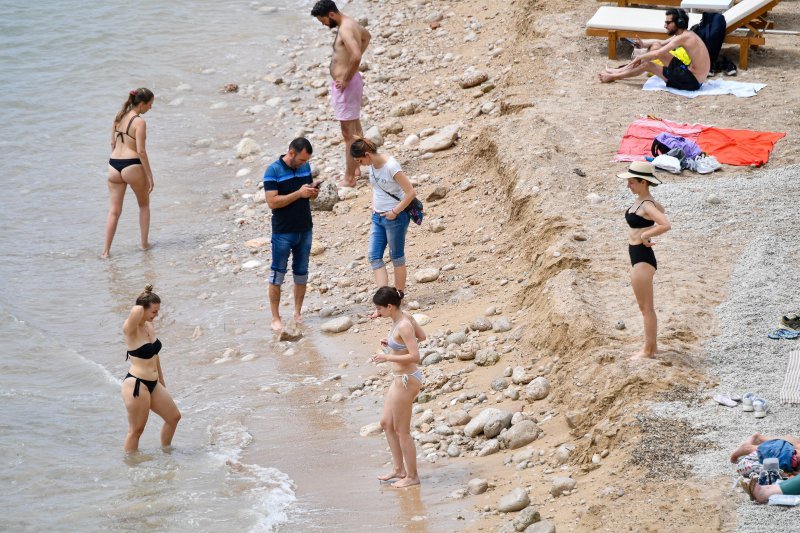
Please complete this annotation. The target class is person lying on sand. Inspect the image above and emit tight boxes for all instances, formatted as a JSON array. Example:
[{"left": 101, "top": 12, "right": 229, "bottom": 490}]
[
  {"left": 730, "top": 432, "right": 800, "bottom": 464},
  {"left": 596, "top": 8, "right": 709, "bottom": 91}
]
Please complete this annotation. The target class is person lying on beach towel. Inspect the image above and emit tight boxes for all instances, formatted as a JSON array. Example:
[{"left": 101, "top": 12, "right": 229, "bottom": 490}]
[{"left": 596, "top": 8, "right": 710, "bottom": 91}]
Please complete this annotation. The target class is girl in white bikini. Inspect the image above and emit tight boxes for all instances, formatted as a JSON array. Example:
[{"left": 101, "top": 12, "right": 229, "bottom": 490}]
[{"left": 371, "top": 286, "right": 426, "bottom": 488}]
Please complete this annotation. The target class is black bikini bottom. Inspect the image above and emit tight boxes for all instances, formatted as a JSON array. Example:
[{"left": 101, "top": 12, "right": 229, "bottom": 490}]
[
  {"left": 109, "top": 158, "right": 142, "bottom": 172},
  {"left": 629, "top": 244, "right": 657, "bottom": 270},
  {"left": 125, "top": 372, "right": 158, "bottom": 397}
]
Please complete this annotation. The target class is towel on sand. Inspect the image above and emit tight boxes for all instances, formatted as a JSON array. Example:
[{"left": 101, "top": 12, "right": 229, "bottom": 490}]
[
  {"left": 780, "top": 350, "right": 800, "bottom": 405},
  {"left": 643, "top": 77, "right": 767, "bottom": 98},
  {"left": 615, "top": 117, "right": 785, "bottom": 166}
]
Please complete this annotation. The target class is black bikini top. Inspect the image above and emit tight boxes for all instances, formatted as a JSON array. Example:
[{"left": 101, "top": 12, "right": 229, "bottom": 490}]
[
  {"left": 625, "top": 200, "right": 655, "bottom": 229},
  {"left": 115, "top": 114, "right": 140, "bottom": 143},
  {"left": 126, "top": 338, "right": 162, "bottom": 360}
]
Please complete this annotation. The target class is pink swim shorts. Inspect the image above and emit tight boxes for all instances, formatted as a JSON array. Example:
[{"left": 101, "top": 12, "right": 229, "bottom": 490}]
[{"left": 330, "top": 72, "right": 363, "bottom": 121}]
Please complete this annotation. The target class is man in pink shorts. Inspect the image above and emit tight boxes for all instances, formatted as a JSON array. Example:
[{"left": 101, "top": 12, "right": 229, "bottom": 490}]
[{"left": 311, "top": 0, "right": 371, "bottom": 187}]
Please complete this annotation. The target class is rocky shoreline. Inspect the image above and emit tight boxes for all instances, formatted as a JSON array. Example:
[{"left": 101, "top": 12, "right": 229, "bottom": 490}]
[{"left": 194, "top": 0, "right": 800, "bottom": 530}]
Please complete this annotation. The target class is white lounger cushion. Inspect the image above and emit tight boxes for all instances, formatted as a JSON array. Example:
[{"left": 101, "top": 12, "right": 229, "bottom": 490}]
[
  {"left": 586, "top": 6, "right": 702, "bottom": 32},
  {"left": 724, "top": 0, "right": 774, "bottom": 28},
  {"left": 681, "top": 0, "right": 732, "bottom": 11}
]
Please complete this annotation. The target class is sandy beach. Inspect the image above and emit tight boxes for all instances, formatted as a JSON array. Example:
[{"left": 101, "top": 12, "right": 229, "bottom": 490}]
[{"left": 202, "top": 0, "right": 800, "bottom": 530}]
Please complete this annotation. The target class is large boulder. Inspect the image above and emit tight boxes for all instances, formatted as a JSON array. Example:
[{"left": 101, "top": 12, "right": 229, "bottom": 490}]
[
  {"left": 525, "top": 377, "right": 551, "bottom": 401},
  {"left": 418, "top": 124, "right": 460, "bottom": 153},
  {"left": 235, "top": 137, "right": 261, "bottom": 158},
  {"left": 310, "top": 180, "right": 339, "bottom": 211},
  {"left": 501, "top": 420, "right": 542, "bottom": 449},
  {"left": 464, "top": 408, "right": 512, "bottom": 437},
  {"left": 497, "top": 488, "right": 530, "bottom": 513}
]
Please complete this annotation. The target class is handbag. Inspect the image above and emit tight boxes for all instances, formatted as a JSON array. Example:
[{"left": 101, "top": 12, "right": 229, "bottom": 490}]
[{"left": 373, "top": 179, "right": 424, "bottom": 225}]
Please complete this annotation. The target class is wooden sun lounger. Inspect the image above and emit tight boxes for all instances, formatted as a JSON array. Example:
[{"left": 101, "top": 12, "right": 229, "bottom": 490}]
[{"left": 586, "top": 0, "right": 780, "bottom": 69}]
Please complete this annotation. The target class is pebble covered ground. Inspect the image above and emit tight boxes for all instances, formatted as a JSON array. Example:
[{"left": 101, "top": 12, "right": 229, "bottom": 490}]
[{"left": 646, "top": 164, "right": 800, "bottom": 531}]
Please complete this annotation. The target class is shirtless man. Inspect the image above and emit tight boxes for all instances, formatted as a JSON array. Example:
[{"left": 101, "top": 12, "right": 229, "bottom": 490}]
[
  {"left": 730, "top": 432, "right": 800, "bottom": 464},
  {"left": 596, "top": 8, "right": 710, "bottom": 91},
  {"left": 311, "top": 0, "right": 371, "bottom": 188}
]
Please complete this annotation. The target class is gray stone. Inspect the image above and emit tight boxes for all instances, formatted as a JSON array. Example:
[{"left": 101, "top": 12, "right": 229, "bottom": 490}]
[
  {"left": 428, "top": 218, "right": 445, "bottom": 233},
  {"left": 390, "top": 101, "right": 418, "bottom": 117},
  {"left": 550, "top": 477, "right": 577, "bottom": 497},
  {"left": 467, "top": 478, "right": 488, "bottom": 495},
  {"left": 524, "top": 520, "right": 554, "bottom": 533},
  {"left": 449, "top": 288, "right": 476, "bottom": 303},
  {"left": 448, "top": 409, "right": 471, "bottom": 426},
  {"left": 478, "top": 439, "right": 500, "bottom": 456},
  {"left": 460, "top": 70, "right": 489, "bottom": 89},
  {"left": 554, "top": 445, "right": 572, "bottom": 465},
  {"left": 426, "top": 186, "right": 448, "bottom": 202},
  {"left": 511, "top": 366, "right": 533, "bottom": 385},
  {"left": 514, "top": 506, "right": 541, "bottom": 531},
  {"left": 418, "top": 124, "right": 460, "bottom": 153},
  {"left": 360, "top": 422, "right": 382, "bottom": 437},
  {"left": 447, "top": 332, "right": 468, "bottom": 345},
  {"left": 364, "top": 125, "right": 383, "bottom": 147},
  {"left": 500, "top": 420, "right": 541, "bottom": 450},
  {"left": 235, "top": 137, "right": 261, "bottom": 158},
  {"left": 475, "top": 348, "right": 500, "bottom": 366},
  {"left": 321, "top": 316, "right": 353, "bottom": 333},
  {"left": 422, "top": 352, "right": 443, "bottom": 366},
  {"left": 447, "top": 443, "right": 461, "bottom": 457},
  {"left": 497, "top": 488, "right": 530, "bottom": 513},
  {"left": 414, "top": 268, "right": 440, "bottom": 283},
  {"left": 470, "top": 317, "right": 493, "bottom": 332},
  {"left": 456, "top": 349, "right": 476, "bottom": 361},
  {"left": 491, "top": 377, "right": 509, "bottom": 391},
  {"left": 380, "top": 119, "right": 404, "bottom": 135},
  {"left": 493, "top": 317, "right": 512, "bottom": 332},
  {"left": 310, "top": 180, "right": 339, "bottom": 211},
  {"left": 278, "top": 321, "right": 303, "bottom": 342},
  {"left": 614, "top": 320, "right": 626, "bottom": 330},
  {"left": 464, "top": 407, "right": 511, "bottom": 438},
  {"left": 403, "top": 134, "right": 420, "bottom": 147},
  {"left": 525, "top": 377, "right": 551, "bottom": 401}
]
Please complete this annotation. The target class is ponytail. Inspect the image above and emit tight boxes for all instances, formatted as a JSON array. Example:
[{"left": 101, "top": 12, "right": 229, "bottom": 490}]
[
  {"left": 115, "top": 88, "right": 154, "bottom": 125},
  {"left": 349, "top": 137, "right": 378, "bottom": 158}
]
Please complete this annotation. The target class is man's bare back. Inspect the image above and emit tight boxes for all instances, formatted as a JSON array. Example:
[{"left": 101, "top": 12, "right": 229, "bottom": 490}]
[
  {"left": 669, "top": 31, "right": 710, "bottom": 82},
  {"left": 330, "top": 17, "right": 370, "bottom": 83}
]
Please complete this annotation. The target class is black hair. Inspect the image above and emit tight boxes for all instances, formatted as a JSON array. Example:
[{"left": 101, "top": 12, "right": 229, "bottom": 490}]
[
  {"left": 666, "top": 8, "right": 689, "bottom": 30},
  {"left": 373, "top": 286, "right": 403, "bottom": 307},
  {"left": 349, "top": 137, "right": 378, "bottom": 158},
  {"left": 135, "top": 284, "right": 161, "bottom": 308},
  {"left": 289, "top": 137, "right": 313, "bottom": 155},
  {"left": 311, "top": 0, "right": 338, "bottom": 17}
]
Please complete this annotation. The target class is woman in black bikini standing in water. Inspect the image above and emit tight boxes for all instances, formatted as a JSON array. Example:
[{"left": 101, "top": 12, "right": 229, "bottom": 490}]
[
  {"left": 618, "top": 162, "right": 672, "bottom": 359},
  {"left": 103, "top": 88, "right": 155, "bottom": 258},
  {"left": 371, "top": 286, "right": 426, "bottom": 488},
  {"left": 121, "top": 285, "right": 180, "bottom": 452}
]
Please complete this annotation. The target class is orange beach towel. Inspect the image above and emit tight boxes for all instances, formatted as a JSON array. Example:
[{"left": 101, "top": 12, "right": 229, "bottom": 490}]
[{"left": 615, "top": 117, "right": 785, "bottom": 167}]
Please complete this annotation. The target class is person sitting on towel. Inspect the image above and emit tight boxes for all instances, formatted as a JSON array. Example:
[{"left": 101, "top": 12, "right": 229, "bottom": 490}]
[{"left": 597, "top": 8, "right": 710, "bottom": 91}]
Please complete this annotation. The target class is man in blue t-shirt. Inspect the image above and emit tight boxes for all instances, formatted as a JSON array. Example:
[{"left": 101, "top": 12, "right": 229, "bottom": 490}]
[{"left": 263, "top": 138, "right": 319, "bottom": 331}]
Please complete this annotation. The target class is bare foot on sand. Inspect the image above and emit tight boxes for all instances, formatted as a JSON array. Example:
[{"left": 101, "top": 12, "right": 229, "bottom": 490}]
[
  {"left": 141, "top": 241, "right": 152, "bottom": 251},
  {"left": 630, "top": 351, "right": 656, "bottom": 360},
  {"left": 392, "top": 476, "right": 420, "bottom": 488},
  {"left": 294, "top": 313, "right": 304, "bottom": 324},
  {"left": 337, "top": 177, "right": 357, "bottom": 188},
  {"left": 378, "top": 469, "right": 406, "bottom": 482},
  {"left": 101, "top": 251, "right": 110, "bottom": 259},
  {"left": 597, "top": 72, "right": 616, "bottom": 83},
  {"left": 271, "top": 317, "right": 283, "bottom": 332}
]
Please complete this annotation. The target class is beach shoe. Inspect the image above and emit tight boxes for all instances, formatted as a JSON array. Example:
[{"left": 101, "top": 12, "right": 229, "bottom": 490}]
[
  {"left": 739, "top": 476, "right": 758, "bottom": 502},
  {"left": 781, "top": 316, "right": 800, "bottom": 330},
  {"left": 722, "top": 56, "right": 738, "bottom": 77},
  {"left": 713, "top": 394, "right": 738, "bottom": 407},
  {"left": 742, "top": 392, "right": 756, "bottom": 412},
  {"left": 695, "top": 155, "right": 722, "bottom": 174},
  {"left": 753, "top": 398, "right": 769, "bottom": 418}
]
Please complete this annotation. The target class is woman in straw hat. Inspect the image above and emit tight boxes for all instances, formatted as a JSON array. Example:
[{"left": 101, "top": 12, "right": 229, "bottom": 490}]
[{"left": 618, "top": 161, "right": 672, "bottom": 359}]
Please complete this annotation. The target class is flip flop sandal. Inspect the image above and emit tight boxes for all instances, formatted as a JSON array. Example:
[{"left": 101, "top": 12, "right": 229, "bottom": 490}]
[
  {"left": 768, "top": 329, "right": 800, "bottom": 340},
  {"left": 739, "top": 477, "right": 758, "bottom": 502},
  {"left": 713, "top": 394, "right": 738, "bottom": 407}
]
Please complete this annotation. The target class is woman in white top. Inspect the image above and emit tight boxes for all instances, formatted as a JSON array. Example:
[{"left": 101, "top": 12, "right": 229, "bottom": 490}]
[{"left": 350, "top": 138, "right": 417, "bottom": 298}]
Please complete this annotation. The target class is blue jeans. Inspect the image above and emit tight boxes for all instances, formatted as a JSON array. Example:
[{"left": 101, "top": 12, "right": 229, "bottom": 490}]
[
  {"left": 269, "top": 229, "right": 312, "bottom": 286},
  {"left": 369, "top": 210, "right": 410, "bottom": 270}
]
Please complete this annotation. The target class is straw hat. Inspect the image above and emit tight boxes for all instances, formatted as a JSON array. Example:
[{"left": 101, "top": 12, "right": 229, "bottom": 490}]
[{"left": 617, "top": 161, "right": 662, "bottom": 185}]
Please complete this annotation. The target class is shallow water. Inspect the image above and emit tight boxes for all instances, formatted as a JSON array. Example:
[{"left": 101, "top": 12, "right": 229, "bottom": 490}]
[{"left": 0, "top": 1, "right": 312, "bottom": 530}]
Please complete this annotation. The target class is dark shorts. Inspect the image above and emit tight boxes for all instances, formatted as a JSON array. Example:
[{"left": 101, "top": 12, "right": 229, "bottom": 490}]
[
  {"left": 663, "top": 57, "right": 701, "bottom": 91},
  {"left": 629, "top": 244, "right": 657, "bottom": 270}
]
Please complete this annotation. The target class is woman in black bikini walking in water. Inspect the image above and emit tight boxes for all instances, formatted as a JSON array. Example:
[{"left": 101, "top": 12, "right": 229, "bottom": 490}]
[
  {"left": 618, "top": 162, "right": 672, "bottom": 359},
  {"left": 103, "top": 88, "right": 155, "bottom": 258},
  {"left": 121, "top": 285, "right": 180, "bottom": 452}
]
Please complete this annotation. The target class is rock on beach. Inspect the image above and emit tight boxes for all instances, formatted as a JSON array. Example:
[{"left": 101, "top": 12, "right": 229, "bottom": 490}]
[
  {"left": 415, "top": 268, "right": 440, "bottom": 283},
  {"left": 497, "top": 487, "right": 530, "bottom": 512},
  {"left": 321, "top": 316, "right": 353, "bottom": 333},
  {"left": 418, "top": 124, "right": 460, "bottom": 153}
]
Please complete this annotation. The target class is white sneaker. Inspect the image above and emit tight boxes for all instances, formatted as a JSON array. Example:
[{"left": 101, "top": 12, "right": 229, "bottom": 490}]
[
  {"left": 742, "top": 392, "right": 755, "bottom": 412},
  {"left": 696, "top": 155, "right": 721, "bottom": 174},
  {"left": 753, "top": 398, "right": 769, "bottom": 418}
]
